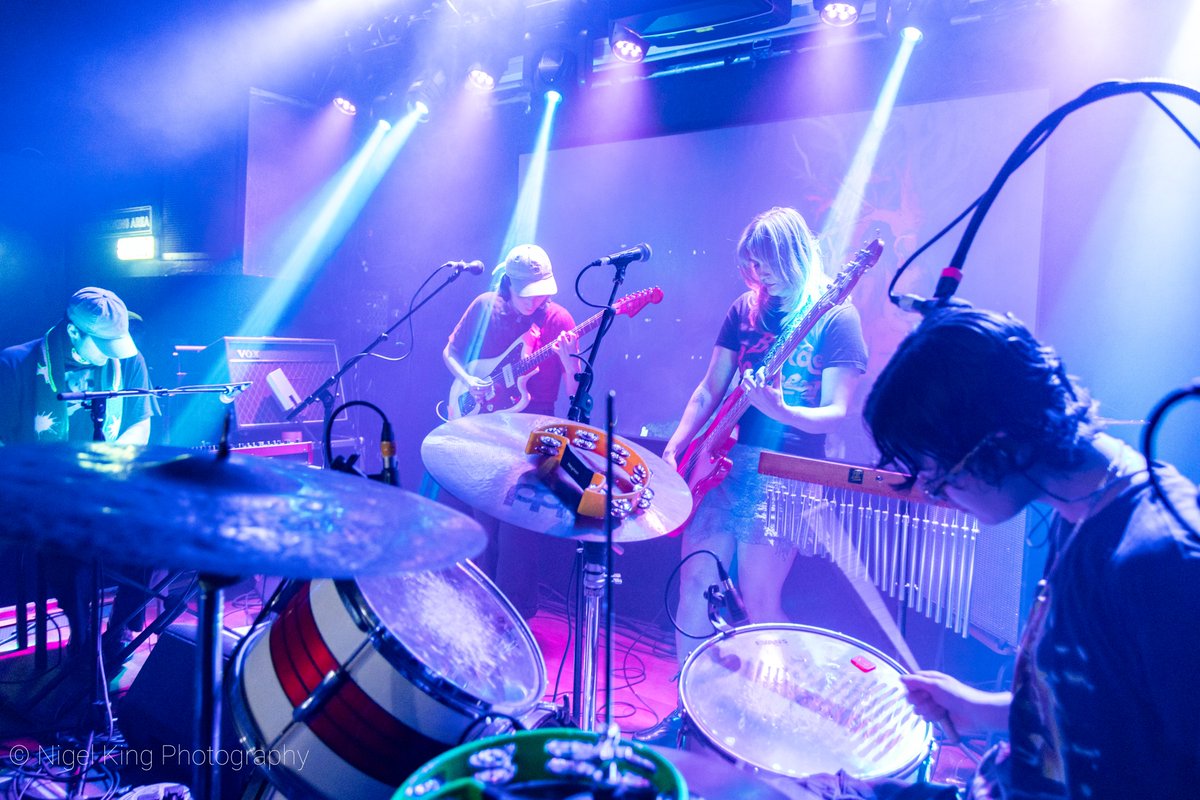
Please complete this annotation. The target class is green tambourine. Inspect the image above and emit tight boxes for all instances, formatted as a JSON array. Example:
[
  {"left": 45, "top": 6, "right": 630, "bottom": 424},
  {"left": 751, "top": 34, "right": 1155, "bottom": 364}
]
[{"left": 396, "top": 728, "right": 688, "bottom": 799}]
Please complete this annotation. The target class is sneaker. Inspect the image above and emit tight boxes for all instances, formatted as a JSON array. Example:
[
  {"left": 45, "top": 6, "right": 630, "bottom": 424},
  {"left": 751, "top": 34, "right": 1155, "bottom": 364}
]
[{"left": 632, "top": 707, "right": 684, "bottom": 744}]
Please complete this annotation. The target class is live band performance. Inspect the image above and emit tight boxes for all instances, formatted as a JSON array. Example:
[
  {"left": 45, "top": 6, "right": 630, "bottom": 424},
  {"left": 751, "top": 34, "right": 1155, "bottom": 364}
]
[{"left": 2, "top": 1, "right": 1200, "bottom": 799}]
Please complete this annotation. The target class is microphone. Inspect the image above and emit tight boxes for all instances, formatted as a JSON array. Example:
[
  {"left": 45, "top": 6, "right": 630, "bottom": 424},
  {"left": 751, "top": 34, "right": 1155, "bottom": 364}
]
[
  {"left": 715, "top": 558, "right": 750, "bottom": 626},
  {"left": 588, "top": 243, "right": 652, "bottom": 268},
  {"left": 379, "top": 418, "right": 399, "bottom": 486},
  {"left": 446, "top": 260, "right": 485, "bottom": 275}
]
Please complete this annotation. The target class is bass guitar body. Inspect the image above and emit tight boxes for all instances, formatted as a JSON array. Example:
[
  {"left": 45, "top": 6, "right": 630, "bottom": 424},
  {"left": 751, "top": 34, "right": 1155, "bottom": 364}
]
[{"left": 675, "top": 389, "right": 743, "bottom": 526}]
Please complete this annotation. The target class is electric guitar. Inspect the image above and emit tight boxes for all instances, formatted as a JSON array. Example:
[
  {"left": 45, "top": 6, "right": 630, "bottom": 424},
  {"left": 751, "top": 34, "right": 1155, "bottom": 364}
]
[
  {"left": 676, "top": 239, "right": 884, "bottom": 512},
  {"left": 448, "top": 286, "right": 665, "bottom": 419}
]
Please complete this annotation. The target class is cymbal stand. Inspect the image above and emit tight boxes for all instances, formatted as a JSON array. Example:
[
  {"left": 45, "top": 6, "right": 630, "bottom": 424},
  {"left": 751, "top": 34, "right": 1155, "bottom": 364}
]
[
  {"left": 195, "top": 572, "right": 236, "bottom": 800},
  {"left": 571, "top": 394, "right": 622, "bottom": 734},
  {"left": 564, "top": 244, "right": 626, "bottom": 730}
]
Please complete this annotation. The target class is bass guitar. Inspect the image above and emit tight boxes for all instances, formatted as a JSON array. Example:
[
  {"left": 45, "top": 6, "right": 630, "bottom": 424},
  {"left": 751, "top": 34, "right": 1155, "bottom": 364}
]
[
  {"left": 676, "top": 239, "right": 884, "bottom": 512},
  {"left": 448, "top": 286, "right": 664, "bottom": 419}
]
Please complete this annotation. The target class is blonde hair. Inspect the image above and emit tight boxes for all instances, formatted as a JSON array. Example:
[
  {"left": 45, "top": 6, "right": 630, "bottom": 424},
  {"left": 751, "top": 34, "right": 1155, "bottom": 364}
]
[{"left": 736, "top": 207, "right": 825, "bottom": 326}]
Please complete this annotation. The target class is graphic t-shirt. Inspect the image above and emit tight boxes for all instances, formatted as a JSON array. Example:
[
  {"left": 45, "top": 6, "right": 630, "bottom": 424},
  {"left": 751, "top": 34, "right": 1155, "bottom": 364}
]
[
  {"left": 447, "top": 292, "right": 576, "bottom": 415},
  {"left": 715, "top": 293, "right": 867, "bottom": 456},
  {"left": 0, "top": 334, "right": 157, "bottom": 444}
]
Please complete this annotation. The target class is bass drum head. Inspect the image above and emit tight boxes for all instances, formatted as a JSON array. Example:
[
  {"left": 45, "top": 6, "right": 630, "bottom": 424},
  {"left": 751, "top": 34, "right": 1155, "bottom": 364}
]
[
  {"left": 355, "top": 561, "right": 546, "bottom": 712},
  {"left": 679, "top": 624, "right": 931, "bottom": 780}
]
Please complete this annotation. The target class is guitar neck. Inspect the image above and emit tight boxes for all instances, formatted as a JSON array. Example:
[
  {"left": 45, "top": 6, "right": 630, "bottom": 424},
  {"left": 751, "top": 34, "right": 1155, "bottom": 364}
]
[{"left": 513, "top": 309, "right": 606, "bottom": 374}]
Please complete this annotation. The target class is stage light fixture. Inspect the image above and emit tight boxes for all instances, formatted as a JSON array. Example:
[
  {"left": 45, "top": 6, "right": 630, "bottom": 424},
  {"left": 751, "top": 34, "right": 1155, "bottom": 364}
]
[
  {"left": 610, "top": 24, "right": 647, "bottom": 63},
  {"left": 536, "top": 46, "right": 574, "bottom": 88},
  {"left": 405, "top": 69, "right": 446, "bottom": 122},
  {"left": 877, "top": 0, "right": 947, "bottom": 40},
  {"left": 814, "top": 0, "right": 861, "bottom": 28},
  {"left": 466, "top": 62, "right": 498, "bottom": 92},
  {"left": 333, "top": 96, "right": 358, "bottom": 116}
]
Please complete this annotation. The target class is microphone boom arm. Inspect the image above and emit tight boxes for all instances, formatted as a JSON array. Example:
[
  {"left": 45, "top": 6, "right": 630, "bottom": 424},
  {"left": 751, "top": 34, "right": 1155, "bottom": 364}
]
[{"left": 287, "top": 262, "right": 476, "bottom": 424}]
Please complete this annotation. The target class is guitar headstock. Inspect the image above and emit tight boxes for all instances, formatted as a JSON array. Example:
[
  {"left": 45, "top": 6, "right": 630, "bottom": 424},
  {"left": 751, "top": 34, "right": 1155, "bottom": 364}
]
[
  {"left": 823, "top": 238, "right": 884, "bottom": 306},
  {"left": 613, "top": 286, "right": 665, "bottom": 317}
]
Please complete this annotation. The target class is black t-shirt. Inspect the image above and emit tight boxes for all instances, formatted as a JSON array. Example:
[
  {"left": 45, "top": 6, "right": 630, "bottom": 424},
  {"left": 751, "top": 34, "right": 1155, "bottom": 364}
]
[
  {"left": 992, "top": 465, "right": 1200, "bottom": 799},
  {"left": 714, "top": 294, "right": 867, "bottom": 456},
  {"left": 0, "top": 337, "right": 157, "bottom": 444}
]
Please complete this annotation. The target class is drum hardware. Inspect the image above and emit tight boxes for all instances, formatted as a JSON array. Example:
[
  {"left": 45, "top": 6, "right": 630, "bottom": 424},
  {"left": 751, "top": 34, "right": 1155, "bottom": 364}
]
[
  {"left": 0, "top": 440, "right": 486, "bottom": 800},
  {"left": 422, "top": 410, "right": 692, "bottom": 734},
  {"left": 704, "top": 557, "right": 749, "bottom": 634}
]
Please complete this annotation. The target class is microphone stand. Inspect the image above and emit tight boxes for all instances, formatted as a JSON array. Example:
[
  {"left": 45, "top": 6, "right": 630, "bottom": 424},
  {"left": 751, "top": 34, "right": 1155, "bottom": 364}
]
[
  {"left": 287, "top": 262, "right": 477, "bottom": 453},
  {"left": 54, "top": 383, "right": 248, "bottom": 800},
  {"left": 565, "top": 263, "right": 627, "bottom": 731},
  {"left": 567, "top": 262, "right": 628, "bottom": 425}
]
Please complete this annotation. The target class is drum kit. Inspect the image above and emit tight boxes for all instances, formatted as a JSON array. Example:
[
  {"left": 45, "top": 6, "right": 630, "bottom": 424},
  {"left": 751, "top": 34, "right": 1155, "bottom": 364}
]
[{"left": 0, "top": 413, "right": 934, "bottom": 800}]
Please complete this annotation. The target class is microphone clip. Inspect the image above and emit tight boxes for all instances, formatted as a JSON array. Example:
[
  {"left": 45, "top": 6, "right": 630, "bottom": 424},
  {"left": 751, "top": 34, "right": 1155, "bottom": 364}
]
[{"left": 705, "top": 585, "right": 742, "bottom": 633}]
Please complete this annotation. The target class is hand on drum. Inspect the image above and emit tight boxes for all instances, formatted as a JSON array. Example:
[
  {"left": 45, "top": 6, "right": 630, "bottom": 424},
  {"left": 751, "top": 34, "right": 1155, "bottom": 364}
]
[{"left": 899, "top": 670, "right": 1012, "bottom": 743}]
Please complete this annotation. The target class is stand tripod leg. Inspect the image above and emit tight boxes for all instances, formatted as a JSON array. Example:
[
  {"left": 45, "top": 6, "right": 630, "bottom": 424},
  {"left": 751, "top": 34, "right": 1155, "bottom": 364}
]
[
  {"left": 195, "top": 574, "right": 234, "bottom": 800},
  {"left": 573, "top": 542, "right": 607, "bottom": 732}
]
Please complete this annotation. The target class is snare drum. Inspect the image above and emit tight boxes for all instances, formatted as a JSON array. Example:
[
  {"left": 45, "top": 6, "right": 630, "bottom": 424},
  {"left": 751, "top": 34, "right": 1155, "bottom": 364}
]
[
  {"left": 231, "top": 561, "right": 547, "bottom": 800},
  {"left": 679, "top": 624, "right": 931, "bottom": 781}
]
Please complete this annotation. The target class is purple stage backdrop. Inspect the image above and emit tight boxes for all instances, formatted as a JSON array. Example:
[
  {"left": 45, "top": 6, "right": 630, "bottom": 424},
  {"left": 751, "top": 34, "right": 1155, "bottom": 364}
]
[{"left": 525, "top": 89, "right": 1049, "bottom": 465}]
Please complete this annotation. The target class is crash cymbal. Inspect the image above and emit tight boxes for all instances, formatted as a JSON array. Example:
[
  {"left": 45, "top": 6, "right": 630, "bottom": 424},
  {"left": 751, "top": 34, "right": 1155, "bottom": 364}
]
[
  {"left": 0, "top": 442, "right": 484, "bottom": 578},
  {"left": 420, "top": 413, "right": 692, "bottom": 542}
]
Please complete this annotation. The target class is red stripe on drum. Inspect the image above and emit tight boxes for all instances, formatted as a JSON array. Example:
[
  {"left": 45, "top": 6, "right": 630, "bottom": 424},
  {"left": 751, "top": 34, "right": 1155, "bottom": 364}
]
[{"left": 268, "top": 582, "right": 443, "bottom": 788}]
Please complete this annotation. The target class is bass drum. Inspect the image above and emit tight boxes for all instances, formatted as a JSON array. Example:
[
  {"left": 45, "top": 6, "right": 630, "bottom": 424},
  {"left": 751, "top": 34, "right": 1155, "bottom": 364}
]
[
  {"left": 231, "top": 561, "right": 547, "bottom": 800},
  {"left": 679, "top": 624, "right": 931, "bottom": 781}
]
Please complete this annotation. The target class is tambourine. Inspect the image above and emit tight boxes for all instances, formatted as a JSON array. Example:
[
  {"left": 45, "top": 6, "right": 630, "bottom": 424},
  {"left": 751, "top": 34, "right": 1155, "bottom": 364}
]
[
  {"left": 397, "top": 728, "right": 687, "bottom": 799},
  {"left": 524, "top": 422, "right": 655, "bottom": 519}
]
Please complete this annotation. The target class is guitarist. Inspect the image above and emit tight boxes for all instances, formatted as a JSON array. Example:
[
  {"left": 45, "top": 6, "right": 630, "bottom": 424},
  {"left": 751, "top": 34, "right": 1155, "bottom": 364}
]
[
  {"left": 442, "top": 243, "right": 578, "bottom": 610},
  {"left": 638, "top": 207, "right": 867, "bottom": 741}
]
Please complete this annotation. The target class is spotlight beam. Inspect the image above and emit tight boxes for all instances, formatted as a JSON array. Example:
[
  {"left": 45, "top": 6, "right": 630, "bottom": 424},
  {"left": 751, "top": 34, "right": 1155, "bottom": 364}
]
[
  {"left": 239, "top": 109, "right": 424, "bottom": 338},
  {"left": 821, "top": 32, "right": 920, "bottom": 262},
  {"left": 455, "top": 91, "right": 563, "bottom": 372}
]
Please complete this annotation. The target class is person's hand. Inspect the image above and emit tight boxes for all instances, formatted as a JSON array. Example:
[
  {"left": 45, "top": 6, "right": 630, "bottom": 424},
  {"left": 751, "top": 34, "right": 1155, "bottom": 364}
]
[
  {"left": 551, "top": 329, "right": 578, "bottom": 371},
  {"left": 661, "top": 443, "right": 680, "bottom": 469},
  {"left": 741, "top": 367, "right": 785, "bottom": 414},
  {"left": 465, "top": 375, "right": 494, "bottom": 400},
  {"left": 900, "top": 671, "right": 1012, "bottom": 743}
]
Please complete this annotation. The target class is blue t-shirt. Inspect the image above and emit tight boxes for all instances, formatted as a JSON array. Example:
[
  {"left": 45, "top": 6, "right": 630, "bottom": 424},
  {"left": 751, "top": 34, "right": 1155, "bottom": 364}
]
[{"left": 715, "top": 293, "right": 867, "bottom": 456}]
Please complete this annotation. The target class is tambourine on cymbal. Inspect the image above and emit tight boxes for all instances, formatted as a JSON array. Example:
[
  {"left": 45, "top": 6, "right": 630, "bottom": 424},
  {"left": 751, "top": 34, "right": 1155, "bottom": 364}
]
[
  {"left": 421, "top": 413, "right": 692, "bottom": 543},
  {"left": 0, "top": 442, "right": 486, "bottom": 578}
]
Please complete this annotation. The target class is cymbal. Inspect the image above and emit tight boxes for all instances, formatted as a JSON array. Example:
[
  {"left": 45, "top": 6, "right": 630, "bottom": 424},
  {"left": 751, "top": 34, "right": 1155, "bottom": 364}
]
[
  {"left": 421, "top": 413, "right": 692, "bottom": 543},
  {"left": 0, "top": 442, "right": 485, "bottom": 578}
]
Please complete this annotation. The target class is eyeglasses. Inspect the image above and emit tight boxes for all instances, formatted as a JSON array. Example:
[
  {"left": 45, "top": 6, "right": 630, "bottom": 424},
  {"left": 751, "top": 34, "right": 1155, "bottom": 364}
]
[{"left": 919, "top": 433, "right": 994, "bottom": 500}]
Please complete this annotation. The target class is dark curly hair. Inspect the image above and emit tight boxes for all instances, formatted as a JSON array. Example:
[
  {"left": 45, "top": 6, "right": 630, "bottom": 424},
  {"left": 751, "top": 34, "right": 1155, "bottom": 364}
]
[{"left": 864, "top": 307, "right": 1100, "bottom": 488}]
